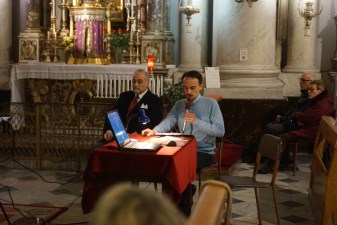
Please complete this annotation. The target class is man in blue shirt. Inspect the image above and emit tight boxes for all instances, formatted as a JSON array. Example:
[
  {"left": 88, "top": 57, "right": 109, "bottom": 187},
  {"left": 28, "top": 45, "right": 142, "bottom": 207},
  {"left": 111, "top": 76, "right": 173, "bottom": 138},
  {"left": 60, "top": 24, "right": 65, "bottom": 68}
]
[
  {"left": 142, "top": 70, "right": 225, "bottom": 171},
  {"left": 142, "top": 70, "right": 224, "bottom": 215}
]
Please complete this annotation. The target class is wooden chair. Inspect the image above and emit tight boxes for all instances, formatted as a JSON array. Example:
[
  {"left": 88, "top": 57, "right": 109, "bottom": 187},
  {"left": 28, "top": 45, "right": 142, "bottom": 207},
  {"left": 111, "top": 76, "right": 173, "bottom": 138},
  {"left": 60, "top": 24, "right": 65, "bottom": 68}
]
[
  {"left": 291, "top": 139, "right": 313, "bottom": 176},
  {"left": 187, "top": 180, "right": 232, "bottom": 225},
  {"left": 216, "top": 134, "right": 283, "bottom": 225},
  {"left": 198, "top": 136, "right": 224, "bottom": 190}
]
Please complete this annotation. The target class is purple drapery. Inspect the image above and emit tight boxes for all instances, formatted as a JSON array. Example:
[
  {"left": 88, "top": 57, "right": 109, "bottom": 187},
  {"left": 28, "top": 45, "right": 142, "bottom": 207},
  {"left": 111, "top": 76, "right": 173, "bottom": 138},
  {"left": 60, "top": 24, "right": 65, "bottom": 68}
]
[
  {"left": 92, "top": 21, "right": 104, "bottom": 57},
  {"left": 75, "top": 20, "right": 85, "bottom": 58},
  {"left": 75, "top": 20, "right": 104, "bottom": 58}
]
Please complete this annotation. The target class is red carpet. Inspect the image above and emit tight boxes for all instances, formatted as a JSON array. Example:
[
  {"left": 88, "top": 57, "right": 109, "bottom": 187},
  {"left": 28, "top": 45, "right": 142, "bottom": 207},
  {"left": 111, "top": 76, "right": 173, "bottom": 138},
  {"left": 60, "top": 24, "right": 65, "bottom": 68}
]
[{"left": 0, "top": 203, "right": 66, "bottom": 225}]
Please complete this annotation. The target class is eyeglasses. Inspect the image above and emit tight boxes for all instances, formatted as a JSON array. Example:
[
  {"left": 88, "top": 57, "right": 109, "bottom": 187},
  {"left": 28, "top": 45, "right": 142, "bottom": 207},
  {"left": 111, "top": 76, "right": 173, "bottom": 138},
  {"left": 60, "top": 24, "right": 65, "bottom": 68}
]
[
  {"left": 308, "top": 87, "right": 318, "bottom": 93},
  {"left": 298, "top": 78, "right": 312, "bottom": 83}
]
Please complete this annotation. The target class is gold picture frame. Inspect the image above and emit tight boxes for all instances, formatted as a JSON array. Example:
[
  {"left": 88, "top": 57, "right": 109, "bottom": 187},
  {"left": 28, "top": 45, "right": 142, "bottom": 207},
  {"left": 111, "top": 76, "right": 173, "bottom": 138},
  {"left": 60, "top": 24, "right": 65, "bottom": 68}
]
[{"left": 111, "top": 0, "right": 124, "bottom": 22}]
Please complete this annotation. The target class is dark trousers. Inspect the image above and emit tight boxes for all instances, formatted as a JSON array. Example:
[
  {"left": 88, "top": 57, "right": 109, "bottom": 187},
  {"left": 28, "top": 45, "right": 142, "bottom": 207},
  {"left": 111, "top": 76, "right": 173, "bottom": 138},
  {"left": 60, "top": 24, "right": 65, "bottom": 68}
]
[
  {"left": 279, "top": 132, "right": 300, "bottom": 165},
  {"left": 179, "top": 151, "right": 213, "bottom": 215}
]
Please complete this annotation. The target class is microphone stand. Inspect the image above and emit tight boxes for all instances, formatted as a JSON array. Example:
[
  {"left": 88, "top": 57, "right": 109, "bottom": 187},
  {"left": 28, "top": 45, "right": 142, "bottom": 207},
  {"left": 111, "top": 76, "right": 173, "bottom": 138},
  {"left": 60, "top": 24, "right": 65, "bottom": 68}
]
[{"left": 0, "top": 117, "right": 12, "bottom": 225}]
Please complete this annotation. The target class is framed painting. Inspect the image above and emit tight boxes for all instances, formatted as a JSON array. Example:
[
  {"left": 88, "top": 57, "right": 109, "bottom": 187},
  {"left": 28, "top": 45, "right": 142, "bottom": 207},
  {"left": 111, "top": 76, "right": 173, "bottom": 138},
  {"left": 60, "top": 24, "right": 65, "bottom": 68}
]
[{"left": 111, "top": 0, "right": 124, "bottom": 22}]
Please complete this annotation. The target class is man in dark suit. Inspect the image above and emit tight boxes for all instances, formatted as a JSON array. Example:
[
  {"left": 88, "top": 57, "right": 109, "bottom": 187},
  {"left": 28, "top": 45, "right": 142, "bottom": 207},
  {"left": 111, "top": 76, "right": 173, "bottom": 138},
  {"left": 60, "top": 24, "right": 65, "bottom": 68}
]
[{"left": 103, "top": 69, "right": 163, "bottom": 141}]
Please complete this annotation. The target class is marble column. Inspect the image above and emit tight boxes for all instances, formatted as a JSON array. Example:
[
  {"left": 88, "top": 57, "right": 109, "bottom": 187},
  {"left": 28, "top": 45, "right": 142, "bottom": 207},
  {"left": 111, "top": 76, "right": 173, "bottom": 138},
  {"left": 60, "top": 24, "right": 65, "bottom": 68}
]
[
  {"left": 208, "top": 0, "right": 283, "bottom": 99},
  {"left": 0, "top": 0, "right": 12, "bottom": 90},
  {"left": 179, "top": 0, "right": 208, "bottom": 72},
  {"left": 280, "top": 0, "right": 320, "bottom": 96}
]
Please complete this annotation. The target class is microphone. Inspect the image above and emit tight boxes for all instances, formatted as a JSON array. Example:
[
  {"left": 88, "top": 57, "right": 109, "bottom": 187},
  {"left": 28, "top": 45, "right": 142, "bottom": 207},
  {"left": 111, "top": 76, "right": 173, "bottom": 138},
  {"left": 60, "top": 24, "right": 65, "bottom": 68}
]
[{"left": 182, "top": 102, "right": 192, "bottom": 134}]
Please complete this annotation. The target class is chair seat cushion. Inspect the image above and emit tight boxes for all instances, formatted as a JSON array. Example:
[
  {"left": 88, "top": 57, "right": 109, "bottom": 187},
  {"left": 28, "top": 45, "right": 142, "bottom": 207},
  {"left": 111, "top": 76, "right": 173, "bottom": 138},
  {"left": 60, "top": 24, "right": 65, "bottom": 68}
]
[{"left": 216, "top": 175, "right": 271, "bottom": 188}]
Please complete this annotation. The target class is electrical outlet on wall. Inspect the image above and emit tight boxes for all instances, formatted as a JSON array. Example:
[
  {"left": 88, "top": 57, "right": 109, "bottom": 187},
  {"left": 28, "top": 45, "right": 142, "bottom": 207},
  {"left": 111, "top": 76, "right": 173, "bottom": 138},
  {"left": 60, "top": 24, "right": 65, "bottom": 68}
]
[{"left": 240, "top": 48, "right": 248, "bottom": 61}]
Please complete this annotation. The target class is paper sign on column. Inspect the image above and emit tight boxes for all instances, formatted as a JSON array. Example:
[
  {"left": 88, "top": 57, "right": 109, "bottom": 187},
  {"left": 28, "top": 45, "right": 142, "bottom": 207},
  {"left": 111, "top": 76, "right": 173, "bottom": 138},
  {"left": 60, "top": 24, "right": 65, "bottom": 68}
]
[{"left": 205, "top": 67, "right": 220, "bottom": 88}]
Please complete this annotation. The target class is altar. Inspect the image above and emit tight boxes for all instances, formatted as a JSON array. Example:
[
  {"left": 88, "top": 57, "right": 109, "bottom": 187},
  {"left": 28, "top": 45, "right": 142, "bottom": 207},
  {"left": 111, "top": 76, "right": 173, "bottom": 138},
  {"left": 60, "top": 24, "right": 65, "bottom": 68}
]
[{"left": 10, "top": 63, "right": 165, "bottom": 104}]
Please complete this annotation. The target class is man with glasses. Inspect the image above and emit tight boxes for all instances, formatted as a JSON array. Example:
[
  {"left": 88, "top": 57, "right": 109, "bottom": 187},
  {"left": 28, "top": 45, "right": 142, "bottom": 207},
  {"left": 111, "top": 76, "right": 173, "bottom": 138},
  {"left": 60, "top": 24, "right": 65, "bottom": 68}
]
[
  {"left": 264, "top": 72, "right": 314, "bottom": 136},
  {"left": 103, "top": 69, "right": 163, "bottom": 141},
  {"left": 274, "top": 80, "right": 334, "bottom": 172}
]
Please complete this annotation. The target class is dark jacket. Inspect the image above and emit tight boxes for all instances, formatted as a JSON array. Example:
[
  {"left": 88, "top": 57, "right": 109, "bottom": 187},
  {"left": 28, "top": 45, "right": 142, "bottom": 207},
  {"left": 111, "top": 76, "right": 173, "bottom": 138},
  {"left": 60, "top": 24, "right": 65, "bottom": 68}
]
[
  {"left": 104, "top": 90, "right": 164, "bottom": 134},
  {"left": 281, "top": 89, "right": 310, "bottom": 122},
  {"left": 291, "top": 90, "right": 335, "bottom": 140}
]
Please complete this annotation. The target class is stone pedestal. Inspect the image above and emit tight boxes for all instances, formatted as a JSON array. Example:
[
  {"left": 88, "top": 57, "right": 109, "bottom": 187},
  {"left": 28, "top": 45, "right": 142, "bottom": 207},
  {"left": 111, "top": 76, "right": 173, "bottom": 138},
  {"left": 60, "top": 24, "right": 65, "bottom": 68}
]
[{"left": 18, "top": 32, "right": 44, "bottom": 62}]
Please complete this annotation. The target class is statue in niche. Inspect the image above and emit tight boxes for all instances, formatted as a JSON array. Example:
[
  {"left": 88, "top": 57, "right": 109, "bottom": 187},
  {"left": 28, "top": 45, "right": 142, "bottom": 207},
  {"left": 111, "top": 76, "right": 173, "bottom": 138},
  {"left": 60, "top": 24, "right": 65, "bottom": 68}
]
[{"left": 25, "top": 0, "right": 41, "bottom": 30}]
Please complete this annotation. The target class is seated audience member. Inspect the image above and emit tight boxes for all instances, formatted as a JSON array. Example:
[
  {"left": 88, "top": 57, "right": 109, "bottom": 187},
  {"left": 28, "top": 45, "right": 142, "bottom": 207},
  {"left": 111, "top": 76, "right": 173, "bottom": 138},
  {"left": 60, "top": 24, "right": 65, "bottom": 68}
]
[
  {"left": 265, "top": 72, "right": 314, "bottom": 135},
  {"left": 89, "top": 183, "right": 186, "bottom": 225},
  {"left": 259, "top": 80, "right": 335, "bottom": 174},
  {"left": 243, "top": 72, "right": 314, "bottom": 163},
  {"left": 141, "top": 70, "right": 225, "bottom": 215},
  {"left": 103, "top": 69, "right": 163, "bottom": 142}
]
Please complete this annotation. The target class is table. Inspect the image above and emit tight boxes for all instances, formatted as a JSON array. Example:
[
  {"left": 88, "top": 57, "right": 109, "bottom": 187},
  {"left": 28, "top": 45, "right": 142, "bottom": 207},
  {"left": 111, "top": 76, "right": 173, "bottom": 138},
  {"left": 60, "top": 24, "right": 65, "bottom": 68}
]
[
  {"left": 81, "top": 134, "right": 197, "bottom": 214},
  {"left": 10, "top": 63, "right": 147, "bottom": 102}
]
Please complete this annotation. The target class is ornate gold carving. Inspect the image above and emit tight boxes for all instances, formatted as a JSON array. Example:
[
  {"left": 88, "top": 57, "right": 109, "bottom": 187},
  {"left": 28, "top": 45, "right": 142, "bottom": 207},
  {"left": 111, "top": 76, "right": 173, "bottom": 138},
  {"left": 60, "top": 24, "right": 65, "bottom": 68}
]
[
  {"left": 20, "top": 40, "right": 38, "bottom": 60},
  {"left": 144, "top": 43, "right": 160, "bottom": 62},
  {"left": 28, "top": 80, "right": 49, "bottom": 102},
  {"left": 52, "top": 82, "right": 72, "bottom": 103},
  {"left": 72, "top": 80, "right": 93, "bottom": 92}
]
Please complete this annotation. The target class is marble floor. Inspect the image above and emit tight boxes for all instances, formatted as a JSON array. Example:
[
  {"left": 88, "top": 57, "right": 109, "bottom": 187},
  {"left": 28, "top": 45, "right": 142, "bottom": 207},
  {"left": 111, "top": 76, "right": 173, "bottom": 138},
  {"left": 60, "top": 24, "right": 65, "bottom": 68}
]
[{"left": 0, "top": 153, "right": 316, "bottom": 225}]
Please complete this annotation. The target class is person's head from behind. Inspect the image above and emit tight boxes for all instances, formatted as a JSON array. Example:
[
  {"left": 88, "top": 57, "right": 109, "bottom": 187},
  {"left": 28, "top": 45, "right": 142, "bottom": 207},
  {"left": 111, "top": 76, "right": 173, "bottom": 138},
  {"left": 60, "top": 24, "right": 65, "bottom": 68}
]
[
  {"left": 132, "top": 69, "right": 150, "bottom": 95},
  {"left": 181, "top": 70, "right": 203, "bottom": 102},
  {"left": 90, "top": 183, "right": 186, "bottom": 225},
  {"left": 299, "top": 72, "right": 314, "bottom": 90},
  {"left": 308, "top": 80, "right": 325, "bottom": 99}
]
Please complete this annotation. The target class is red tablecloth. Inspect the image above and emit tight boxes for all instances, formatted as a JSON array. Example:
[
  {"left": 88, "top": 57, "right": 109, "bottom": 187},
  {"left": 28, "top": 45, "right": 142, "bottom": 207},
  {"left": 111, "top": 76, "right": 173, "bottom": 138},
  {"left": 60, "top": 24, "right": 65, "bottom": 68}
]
[{"left": 81, "top": 134, "right": 197, "bottom": 214}]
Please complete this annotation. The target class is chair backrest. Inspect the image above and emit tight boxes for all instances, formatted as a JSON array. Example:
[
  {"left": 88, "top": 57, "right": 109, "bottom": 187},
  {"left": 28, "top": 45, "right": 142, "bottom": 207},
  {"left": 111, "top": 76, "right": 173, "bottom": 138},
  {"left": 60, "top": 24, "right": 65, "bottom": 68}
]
[
  {"left": 258, "top": 134, "right": 282, "bottom": 161},
  {"left": 187, "top": 180, "right": 232, "bottom": 225},
  {"left": 214, "top": 136, "right": 224, "bottom": 170},
  {"left": 253, "top": 134, "right": 282, "bottom": 183}
]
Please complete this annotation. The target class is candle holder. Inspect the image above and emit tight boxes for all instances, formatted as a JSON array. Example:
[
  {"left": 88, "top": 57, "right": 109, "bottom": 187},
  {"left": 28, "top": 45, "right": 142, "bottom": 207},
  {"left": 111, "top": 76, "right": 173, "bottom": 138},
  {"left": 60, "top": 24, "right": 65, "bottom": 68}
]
[
  {"left": 298, "top": 1, "right": 323, "bottom": 36},
  {"left": 125, "top": 2, "right": 131, "bottom": 32},
  {"left": 147, "top": 55, "right": 154, "bottom": 76},
  {"left": 179, "top": 0, "right": 200, "bottom": 26},
  {"left": 44, "top": 39, "right": 52, "bottom": 62}
]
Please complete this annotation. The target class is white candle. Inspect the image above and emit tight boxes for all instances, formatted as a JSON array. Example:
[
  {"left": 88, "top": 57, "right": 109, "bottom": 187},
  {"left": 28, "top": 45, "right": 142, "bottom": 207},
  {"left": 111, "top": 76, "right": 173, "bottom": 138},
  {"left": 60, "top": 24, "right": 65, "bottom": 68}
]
[
  {"left": 107, "top": 21, "right": 111, "bottom": 34},
  {"left": 96, "top": 77, "right": 100, "bottom": 97},
  {"left": 136, "top": 32, "right": 139, "bottom": 42},
  {"left": 130, "top": 0, "right": 133, "bottom": 16},
  {"left": 52, "top": 0, "right": 56, "bottom": 17},
  {"left": 62, "top": 0, "right": 66, "bottom": 20},
  {"left": 72, "top": 0, "right": 77, "bottom": 6},
  {"left": 70, "top": 20, "right": 74, "bottom": 36},
  {"left": 47, "top": 31, "right": 50, "bottom": 40}
]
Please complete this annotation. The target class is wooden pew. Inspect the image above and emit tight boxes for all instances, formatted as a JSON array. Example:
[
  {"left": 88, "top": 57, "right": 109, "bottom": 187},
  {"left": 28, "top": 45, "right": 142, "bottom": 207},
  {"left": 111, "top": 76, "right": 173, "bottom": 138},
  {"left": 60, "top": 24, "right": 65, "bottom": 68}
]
[
  {"left": 187, "top": 180, "right": 232, "bottom": 225},
  {"left": 309, "top": 116, "right": 337, "bottom": 225}
]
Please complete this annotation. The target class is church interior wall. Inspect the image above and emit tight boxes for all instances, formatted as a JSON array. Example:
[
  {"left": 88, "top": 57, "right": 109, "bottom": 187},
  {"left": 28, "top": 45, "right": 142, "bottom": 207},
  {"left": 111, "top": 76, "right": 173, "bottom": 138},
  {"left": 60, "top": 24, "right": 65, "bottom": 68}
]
[{"left": 1, "top": 0, "right": 337, "bottom": 157}]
